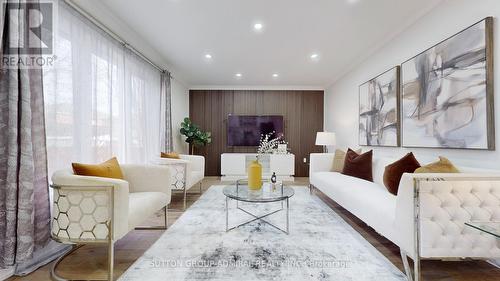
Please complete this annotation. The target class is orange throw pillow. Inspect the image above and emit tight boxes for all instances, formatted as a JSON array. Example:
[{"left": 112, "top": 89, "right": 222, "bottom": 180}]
[
  {"left": 383, "top": 153, "right": 421, "bottom": 195},
  {"left": 342, "top": 149, "right": 373, "bottom": 182},
  {"left": 415, "top": 156, "right": 459, "bottom": 173},
  {"left": 161, "top": 152, "right": 181, "bottom": 159},
  {"left": 72, "top": 157, "right": 124, "bottom": 179}
]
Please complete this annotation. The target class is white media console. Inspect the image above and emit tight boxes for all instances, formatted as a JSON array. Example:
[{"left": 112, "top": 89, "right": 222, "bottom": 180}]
[{"left": 220, "top": 153, "right": 295, "bottom": 181}]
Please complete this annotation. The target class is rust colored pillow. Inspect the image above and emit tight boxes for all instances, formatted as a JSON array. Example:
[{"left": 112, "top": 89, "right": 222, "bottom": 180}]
[
  {"left": 161, "top": 152, "right": 181, "bottom": 159},
  {"left": 383, "top": 153, "right": 421, "bottom": 195},
  {"left": 342, "top": 149, "right": 373, "bottom": 182},
  {"left": 72, "top": 157, "right": 124, "bottom": 179}
]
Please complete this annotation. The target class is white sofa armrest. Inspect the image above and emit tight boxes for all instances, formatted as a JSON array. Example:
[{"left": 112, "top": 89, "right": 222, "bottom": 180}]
[
  {"left": 51, "top": 169, "right": 130, "bottom": 241},
  {"left": 180, "top": 154, "right": 205, "bottom": 175},
  {"left": 120, "top": 164, "right": 171, "bottom": 201},
  {"left": 309, "top": 153, "right": 334, "bottom": 175},
  {"left": 395, "top": 173, "right": 500, "bottom": 259},
  {"left": 153, "top": 157, "right": 190, "bottom": 165}
]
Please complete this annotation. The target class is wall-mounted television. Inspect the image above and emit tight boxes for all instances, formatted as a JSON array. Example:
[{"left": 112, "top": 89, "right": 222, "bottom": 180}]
[{"left": 227, "top": 115, "right": 284, "bottom": 146}]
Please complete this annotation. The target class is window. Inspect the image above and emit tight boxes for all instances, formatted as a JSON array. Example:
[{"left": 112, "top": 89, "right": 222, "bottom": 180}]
[{"left": 43, "top": 2, "right": 162, "bottom": 176}]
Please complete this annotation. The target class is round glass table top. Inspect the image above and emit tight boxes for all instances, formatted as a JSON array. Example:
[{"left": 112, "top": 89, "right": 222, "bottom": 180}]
[{"left": 223, "top": 179, "right": 294, "bottom": 203}]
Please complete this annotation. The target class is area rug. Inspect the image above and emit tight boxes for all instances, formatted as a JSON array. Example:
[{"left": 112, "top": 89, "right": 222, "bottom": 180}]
[{"left": 119, "top": 186, "right": 406, "bottom": 281}]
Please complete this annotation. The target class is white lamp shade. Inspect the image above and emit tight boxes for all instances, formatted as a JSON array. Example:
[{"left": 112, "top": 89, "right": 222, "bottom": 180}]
[{"left": 315, "top": 132, "right": 336, "bottom": 146}]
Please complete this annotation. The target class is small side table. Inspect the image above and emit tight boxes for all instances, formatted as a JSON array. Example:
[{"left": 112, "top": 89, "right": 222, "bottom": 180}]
[{"left": 465, "top": 222, "right": 500, "bottom": 239}]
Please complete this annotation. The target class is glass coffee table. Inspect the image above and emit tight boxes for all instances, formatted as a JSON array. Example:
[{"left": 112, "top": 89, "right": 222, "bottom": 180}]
[{"left": 223, "top": 179, "right": 294, "bottom": 234}]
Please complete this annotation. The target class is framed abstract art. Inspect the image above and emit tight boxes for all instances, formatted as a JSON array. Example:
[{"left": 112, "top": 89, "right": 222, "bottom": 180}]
[
  {"left": 359, "top": 66, "right": 400, "bottom": 147},
  {"left": 401, "top": 17, "right": 494, "bottom": 150}
]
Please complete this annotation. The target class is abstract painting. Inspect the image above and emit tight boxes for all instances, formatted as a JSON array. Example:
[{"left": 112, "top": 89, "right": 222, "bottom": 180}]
[
  {"left": 359, "top": 66, "right": 400, "bottom": 146},
  {"left": 401, "top": 17, "right": 494, "bottom": 150}
]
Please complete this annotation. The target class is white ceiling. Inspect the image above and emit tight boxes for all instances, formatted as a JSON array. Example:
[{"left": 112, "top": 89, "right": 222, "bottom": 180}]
[{"left": 97, "top": 0, "right": 443, "bottom": 88}]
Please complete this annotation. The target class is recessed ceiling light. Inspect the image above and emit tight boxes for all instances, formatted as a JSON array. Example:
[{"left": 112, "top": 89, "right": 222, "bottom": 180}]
[
  {"left": 310, "top": 53, "right": 319, "bottom": 60},
  {"left": 253, "top": 23, "right": 264, "bottom": 31},
  {"left": 272, "top": 73, "right": 279, "bottom": 78},
  {"left": 204, "top": 54, "right": 212, "bottom": 59},
  {"left": 235, "top": 73, "right": 242, "bottom": 78},
  {"left": 347, "top": 0, "right": 359, "bottom": 4}
]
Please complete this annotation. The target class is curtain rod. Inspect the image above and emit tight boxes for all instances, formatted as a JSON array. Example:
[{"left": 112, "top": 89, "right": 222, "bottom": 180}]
[{"left": 63, "top": 0, "right": 170, "bottom": 76}]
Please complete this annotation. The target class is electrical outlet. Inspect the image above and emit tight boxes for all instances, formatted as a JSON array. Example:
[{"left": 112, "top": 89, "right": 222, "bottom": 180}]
[{"left": 303, "top": 157, "right": 307, "bottom": 163}]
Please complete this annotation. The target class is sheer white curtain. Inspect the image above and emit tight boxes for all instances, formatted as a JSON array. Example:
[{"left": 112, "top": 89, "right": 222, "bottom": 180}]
[{"left": 43, "top": 1, "right": 162, "bottom": 177}]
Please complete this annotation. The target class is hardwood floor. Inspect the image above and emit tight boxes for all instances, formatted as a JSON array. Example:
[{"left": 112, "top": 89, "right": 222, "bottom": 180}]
[{"left": 8, "top": 177, "right": 500, "bottom": 281}]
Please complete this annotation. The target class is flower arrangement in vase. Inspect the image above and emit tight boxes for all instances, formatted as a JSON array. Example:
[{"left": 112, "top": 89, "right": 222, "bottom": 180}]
[{"left": 257, "top": 131, "right": 288, "bottom": 154}]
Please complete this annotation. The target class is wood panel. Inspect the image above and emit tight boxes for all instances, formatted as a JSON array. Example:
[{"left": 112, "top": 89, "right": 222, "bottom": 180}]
[
  {"left": 299, "top": 91, "right": 324, "bottom": 176},
  {"left": 189, "top": 90, "right": 324, "bottom": 177}
]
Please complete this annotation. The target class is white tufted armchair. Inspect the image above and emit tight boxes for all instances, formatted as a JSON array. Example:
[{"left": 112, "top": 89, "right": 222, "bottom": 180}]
[{"left": 50, "top": 164, "right": 171, "bottom": 281}]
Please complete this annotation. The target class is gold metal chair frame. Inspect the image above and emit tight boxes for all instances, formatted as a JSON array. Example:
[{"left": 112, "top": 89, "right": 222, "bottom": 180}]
[
  {"left": 166, "top": 161, "right": 203, "bottom": 210},
  {"left": 50, "top": 184, "right": 168, "bottom": 281}
]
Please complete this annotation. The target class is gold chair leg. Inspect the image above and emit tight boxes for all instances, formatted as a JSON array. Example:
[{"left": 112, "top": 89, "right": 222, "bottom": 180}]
[
  {"left": 108, "top": 241, "right": 114, "bottom": 281},
  {"left": 50, "top": 244, "right": 81, "bottom": 281},
  {"left": 183, "top": 186, "right": 187, "bottom": 210},
  {"left": 135, "top": 206, "right": 169, "bottom": 230},
  {"left": 50, "top": 243, "right": 112, "bottom": 281},
  {"left": 165, "top": 205, "right": 169, "bottom": 228}
]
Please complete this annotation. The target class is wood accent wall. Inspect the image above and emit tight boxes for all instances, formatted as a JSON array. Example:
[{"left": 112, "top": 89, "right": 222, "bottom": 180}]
[{"left": 189, "top": 90, "right": 324, "bottom": 177}]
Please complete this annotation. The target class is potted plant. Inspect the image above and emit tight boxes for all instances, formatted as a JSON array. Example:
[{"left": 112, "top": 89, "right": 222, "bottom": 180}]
[{"left": 180, "top": 117, "right": 212, "bottom": 155}]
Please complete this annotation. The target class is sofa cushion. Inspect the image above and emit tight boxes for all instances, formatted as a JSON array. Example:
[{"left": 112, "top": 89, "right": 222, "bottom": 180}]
[
  {"left": 72, "top": 157, "right": 124, "bottom": 179},
  {"left": 415, "top": 156, "right": 459, "bottom": 173},
  {"left": 342, "top": 149, "right": 373, "bottom": 182},
  {"left": 191, "top": 171, "right": 204, "bottom": 184},
  {"left": 383, "top": 153, "right": 421, "bottom": 195},
  {"left": 185, "top": 171, "right": 204, "bottom": 190},
  {"left": 311, "top": 171, "right": 397, "bottom": 242},
  {"left": 128, "top": 192, "right": 168, "bottom": 230},
  {"left": 332, "top": 148, "right": 361, "bottom": 172}
]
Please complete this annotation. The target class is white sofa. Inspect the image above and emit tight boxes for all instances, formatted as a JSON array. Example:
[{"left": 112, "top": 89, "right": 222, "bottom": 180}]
[
  {"left": 309, "top": 153, "right": 500, "bottom": 281},
  {"left": 51, "top": 164, "right": 172, "bottom": 280},
  {"left": 154, "top": 154, "right": 205, "bottom": 209}
]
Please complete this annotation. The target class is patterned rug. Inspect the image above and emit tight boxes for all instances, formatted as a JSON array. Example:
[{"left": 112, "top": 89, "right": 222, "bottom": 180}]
[{"left": 119, "top": 186, "right": 406, "bottom": 281}]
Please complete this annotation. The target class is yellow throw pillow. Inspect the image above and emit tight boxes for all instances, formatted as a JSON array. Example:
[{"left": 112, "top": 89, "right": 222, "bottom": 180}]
[
  {"left": 332, "top": 148, "right": 361, "bottom": 172},
  {"left": 72, "top": 157, "right": 124, "bottom": 179},
  {"left": 414, "top": 156, "right": 460, "bottom": 173},
  {"left": 161, "top": 152, "right": 181, "bottom": 159}
]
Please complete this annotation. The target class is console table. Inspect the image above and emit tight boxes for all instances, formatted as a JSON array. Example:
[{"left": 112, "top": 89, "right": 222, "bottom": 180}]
[{"left": 220, "top": 153, "right": 295, "bottom": 181}]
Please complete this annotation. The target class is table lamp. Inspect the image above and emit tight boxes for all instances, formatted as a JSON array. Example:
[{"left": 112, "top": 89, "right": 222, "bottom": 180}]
[{"left": 315, "top": 132, "right": 336, "bottom": 153}]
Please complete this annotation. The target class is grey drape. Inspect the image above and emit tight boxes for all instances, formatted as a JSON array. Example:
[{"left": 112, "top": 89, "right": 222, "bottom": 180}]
[
  {"left": 0, "top": 1, "right": 51, "bottom": 269},
  {"left": 160, "top": 71, "right": 173, "bottom": 152}
]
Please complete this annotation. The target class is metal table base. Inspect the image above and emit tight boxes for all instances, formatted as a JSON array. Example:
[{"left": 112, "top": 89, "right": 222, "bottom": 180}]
[{"left": 225, "top": 197, "right": 290, "bottom": 234}]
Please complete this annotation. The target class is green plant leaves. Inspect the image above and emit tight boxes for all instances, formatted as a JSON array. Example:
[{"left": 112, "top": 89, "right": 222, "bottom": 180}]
[{"left": 179, "top": 117, "right": 212, "bottom": 147}]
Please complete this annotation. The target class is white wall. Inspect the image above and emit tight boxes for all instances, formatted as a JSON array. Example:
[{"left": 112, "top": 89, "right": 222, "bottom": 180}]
[
  {"left": 171, "top": 79, "right": 190, "bottom": 154},
  {"left": 325, "top": 0, "right": 500, "bottom": 169}
]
